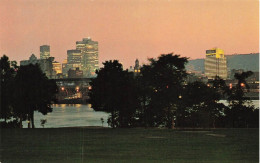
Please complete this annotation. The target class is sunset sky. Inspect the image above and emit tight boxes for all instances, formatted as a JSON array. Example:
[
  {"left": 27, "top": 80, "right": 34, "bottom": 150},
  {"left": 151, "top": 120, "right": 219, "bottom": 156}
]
[{"left": 0, "top": 0, "right": 259, "bottom": 68}]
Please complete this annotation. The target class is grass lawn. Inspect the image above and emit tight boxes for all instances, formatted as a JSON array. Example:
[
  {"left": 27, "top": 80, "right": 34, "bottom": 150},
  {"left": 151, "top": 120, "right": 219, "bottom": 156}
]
[{"left": 1, "top": 128, "right": 259, "bottom": 163}]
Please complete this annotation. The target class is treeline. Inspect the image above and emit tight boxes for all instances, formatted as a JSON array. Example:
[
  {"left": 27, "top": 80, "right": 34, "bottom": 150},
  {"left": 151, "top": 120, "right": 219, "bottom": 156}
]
[
  {"left": 0, "top": 55, "right": 57, "bottom": 128},
  {"left": 90, "top": 54, "right": 259, "bottom": 128}
]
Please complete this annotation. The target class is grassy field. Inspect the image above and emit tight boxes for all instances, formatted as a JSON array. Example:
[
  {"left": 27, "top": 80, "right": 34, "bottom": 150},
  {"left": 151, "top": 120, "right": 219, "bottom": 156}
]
[{"left": 1, "top": 128, "right": 259, "bottom": 163}]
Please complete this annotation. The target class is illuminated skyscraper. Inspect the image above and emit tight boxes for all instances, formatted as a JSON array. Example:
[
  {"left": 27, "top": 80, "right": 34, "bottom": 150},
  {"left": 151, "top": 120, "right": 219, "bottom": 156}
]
[
  {"left": 76, "top": 38, "right": 98, "bottom": 77},
  {"left": 67, "top": 49, "right": 82, "bottom": 69},
  {"left": 205, "top": 48, "right": 227, "bottom": 79},
  {"left": 40, "top": 45, "right": 50, "bottom": 59}
]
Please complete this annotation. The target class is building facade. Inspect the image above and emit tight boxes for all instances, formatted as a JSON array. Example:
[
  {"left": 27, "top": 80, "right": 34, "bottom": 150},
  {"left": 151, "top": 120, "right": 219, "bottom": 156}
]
[
  {"left": 68, "top": 67, "right": 83, "bottom": 78},
  {"left": 52, "top": 61, "right": 62, "bottom": 78},
  {"left": 62, "top": 59, "right": 68, "bottom": 77},
  {"left": 76, "top": 38, "right": 98, "bottom": 77},
  {"left": 67, "top": 49, "right": 82, "bottom": 70},
  {"left": 205, "top": 48, "right": 227, "bottom": 80},
  {"left": 40, "top": 45, "right": 50, "bottom": 59},
  {"left": 20, "top": 54, "right": 54, "bottom": 79}
]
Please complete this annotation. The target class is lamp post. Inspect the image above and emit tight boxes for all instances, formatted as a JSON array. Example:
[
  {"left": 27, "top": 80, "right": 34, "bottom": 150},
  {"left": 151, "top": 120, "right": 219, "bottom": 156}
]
[{"left": 61, "top": 87, "right": 68, "bottom": 98}]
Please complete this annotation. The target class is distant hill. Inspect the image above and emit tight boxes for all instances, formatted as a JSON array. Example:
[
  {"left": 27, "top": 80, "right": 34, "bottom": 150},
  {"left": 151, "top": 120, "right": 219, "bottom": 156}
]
[
  {"left": 226, "top": 53, "right": 259, "bottom": 71},
  {"left": 186, "top": 59, "right": 204, "bottom": 73},
  {"left": 186, "top": 53, "right": 259, "bottom": 72}
]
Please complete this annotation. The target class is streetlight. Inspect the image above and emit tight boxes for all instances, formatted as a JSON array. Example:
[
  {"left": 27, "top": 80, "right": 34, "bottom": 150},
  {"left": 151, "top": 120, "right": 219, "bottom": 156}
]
[
  {"left": 76, "top": 86, "right": 79, "bottom": 92},
  {"left": 61, "top": 87, "right": 68, "bottom": 96}
]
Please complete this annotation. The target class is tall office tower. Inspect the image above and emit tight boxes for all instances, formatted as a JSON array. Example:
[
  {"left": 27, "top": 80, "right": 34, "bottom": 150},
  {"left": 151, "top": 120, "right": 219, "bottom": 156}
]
[
  {"left": 67, "top": 49, "right": 82, "bottom": 69},
  {"left": 76, "top": 37, "right": 98, "bottom": 77},
  {"left": 205, "top": 48, "right": 227, "bottom": 80},
  {"left": 40, "top": 45, "right": 50, "bottom": 59}
]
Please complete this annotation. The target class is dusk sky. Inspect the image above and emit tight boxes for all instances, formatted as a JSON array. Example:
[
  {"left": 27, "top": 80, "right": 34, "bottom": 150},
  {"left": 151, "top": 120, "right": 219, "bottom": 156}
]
[{"left": 0, "top": 0, "right": 259, "bottom": 68}]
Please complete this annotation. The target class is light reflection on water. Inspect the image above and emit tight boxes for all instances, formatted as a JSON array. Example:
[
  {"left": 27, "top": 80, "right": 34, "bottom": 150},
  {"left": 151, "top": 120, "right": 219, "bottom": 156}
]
[
  {"left": 23, "top": 101, "right": 258, "bottom": 128},
  {"left": 22, "top": 104, "right": 109, "bottom": 128},
  {"left": 219, "top": 100, "right": 259, "bottom": 108}
]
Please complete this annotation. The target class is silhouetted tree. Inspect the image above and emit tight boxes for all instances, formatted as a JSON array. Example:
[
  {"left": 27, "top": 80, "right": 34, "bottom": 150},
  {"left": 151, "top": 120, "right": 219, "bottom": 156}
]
[
  {"left": 180, "top": 81, "right": 227, "bottom": 128},
  {"left": 138, "top": 54, "right": 188, "bottom": 128},
  {"left": 209, "top": 76, "right": 230, "bottom": 99},
  {"left": 225, "top": 71, "right": 257, "bottom": 127},
  {"left": 13, "top": 64, "right": 57, "bottom": 128},
  {"left": 90, "top": 60, "right": 138, "bottom": 128},
  {"left": 228, "top": 71, "right": 253, "bottom": 105},
  {"left": 0, "top": 55, "right": 18, "bottom": 123}
]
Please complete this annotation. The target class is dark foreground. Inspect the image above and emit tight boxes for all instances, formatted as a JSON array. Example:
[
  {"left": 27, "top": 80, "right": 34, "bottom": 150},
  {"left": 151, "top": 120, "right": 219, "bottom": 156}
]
[{"left": 1, "top": 128, "right": 259, "bottom": 163}]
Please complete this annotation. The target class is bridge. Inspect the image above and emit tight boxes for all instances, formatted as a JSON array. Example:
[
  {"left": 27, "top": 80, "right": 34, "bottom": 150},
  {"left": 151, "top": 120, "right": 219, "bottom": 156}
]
[{"left": 54, "top": 78, "right": 93, "bottom": 103}]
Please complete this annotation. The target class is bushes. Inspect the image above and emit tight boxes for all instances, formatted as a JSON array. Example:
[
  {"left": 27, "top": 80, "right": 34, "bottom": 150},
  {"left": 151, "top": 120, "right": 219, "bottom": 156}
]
[{"left": 0, "top": 120, "right": 20, "bottom": 128}]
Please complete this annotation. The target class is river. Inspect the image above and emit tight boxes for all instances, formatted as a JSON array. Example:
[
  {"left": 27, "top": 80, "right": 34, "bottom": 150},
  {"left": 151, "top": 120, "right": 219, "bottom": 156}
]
[
  {"left": 23, "top": 100, "right": 259, "bottom": 128},
  {"left": 219, "top": 100, "right": 259, "bottom": 108},
  {"left": 22, "top": 104, "right": 109, "bottom": 128}
]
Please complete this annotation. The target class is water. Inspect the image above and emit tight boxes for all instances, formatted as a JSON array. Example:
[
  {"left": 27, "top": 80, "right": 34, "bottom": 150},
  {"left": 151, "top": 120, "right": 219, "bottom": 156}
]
[
  {"left": 23, "top": 100, "right": 259, "bottom": 128},
  {"left": 219, "top": 100, "right": 259, "bottom": 108},
  {"left": 22, "top": 104, "right": 109, "bottom": 128}
]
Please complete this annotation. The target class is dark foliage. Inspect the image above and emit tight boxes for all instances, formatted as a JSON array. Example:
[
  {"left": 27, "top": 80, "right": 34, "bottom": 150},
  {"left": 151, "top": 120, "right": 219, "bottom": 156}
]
[
  {"left": 224, "top": 71, "right": 258, "bottom": 128},
  {"left": 0, "top": 119, "right": 20, "bottom": 128},
  {"left": 90, "top": 60, "right": 139, "bottom": 128},
  {"left": 89, "top": 54, "right": 258, "bottom": 128},
  {"left": 0, "top": 55, "right": 17, "bottom": 122},
  {"left": 13, "top": 64, "right": 58, "bottom": 128}
]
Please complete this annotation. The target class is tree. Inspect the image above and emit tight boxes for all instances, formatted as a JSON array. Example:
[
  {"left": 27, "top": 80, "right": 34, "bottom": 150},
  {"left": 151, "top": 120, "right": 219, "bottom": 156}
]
[
  {"left": 0, "top": 55, "right": 18, "bottom": 122},
  {"left": 138, "top": 53, "right": 188, "bottom": 128},
  {"left": 13, "top": 64, "right": 57, "bottom": 128},
  {"left": 228, "top": 71, "right": 253, "bottom": 105},
  {"left": 90, "top": 60, "right": 138, "bottom": 128},
  {"left": 225, "top": 71, "right": 257, "bottom": 127},
  {"left": 209, "top": 76, "right": 230, "bottom": 99},
  {"left": 180, "top": 81, "right": 227, "bottom": 128}
]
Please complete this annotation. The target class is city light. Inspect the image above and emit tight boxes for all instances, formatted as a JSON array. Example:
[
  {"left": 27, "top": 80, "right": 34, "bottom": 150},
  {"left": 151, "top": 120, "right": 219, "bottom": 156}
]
[{"left": 229, "top": 83, "right": 232, "bottom": 89}]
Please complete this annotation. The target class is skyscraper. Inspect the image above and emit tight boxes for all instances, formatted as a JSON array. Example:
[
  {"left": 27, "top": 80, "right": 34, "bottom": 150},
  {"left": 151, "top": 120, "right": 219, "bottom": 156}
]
[
  {"left": 67, "top": 49, "right": 82, "bottom": 69},
  {"left": 205, "top": 48, "right": 227, "bottom": 79},
  {"left": 40, "top": 45, "right": 50, "bottom": 59},
  {"left": 76, "top": 38, "right": 98, "bottom": 77}
]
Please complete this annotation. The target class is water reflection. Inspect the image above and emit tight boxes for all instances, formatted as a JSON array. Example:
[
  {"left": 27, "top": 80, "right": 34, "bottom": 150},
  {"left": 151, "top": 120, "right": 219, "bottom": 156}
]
[
  {"left": 22, "top": 104, "right": 109, "bottom": 128},
  {"left": 219, "top": 100, "right": 259, "bottom": 108},
  {"left": 23, "top": 101, "right": 258, "bottom": 128}
]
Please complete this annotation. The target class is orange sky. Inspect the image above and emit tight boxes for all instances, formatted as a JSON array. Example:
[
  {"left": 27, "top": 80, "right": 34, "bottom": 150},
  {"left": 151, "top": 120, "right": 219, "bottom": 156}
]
[{"left": 0, "top": 0, "right": 259, "bottom": 68}]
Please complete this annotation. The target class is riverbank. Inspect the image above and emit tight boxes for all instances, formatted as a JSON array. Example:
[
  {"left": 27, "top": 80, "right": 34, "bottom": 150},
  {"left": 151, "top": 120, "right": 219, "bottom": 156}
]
[{"left": 2, "top": 128, "right": 258, "bottom": 162}]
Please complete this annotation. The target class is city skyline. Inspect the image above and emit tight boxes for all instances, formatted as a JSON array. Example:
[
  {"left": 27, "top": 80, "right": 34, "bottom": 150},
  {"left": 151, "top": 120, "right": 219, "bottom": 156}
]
[{"left": 0, "top": 0, "right": 259, "bottom": 68}]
